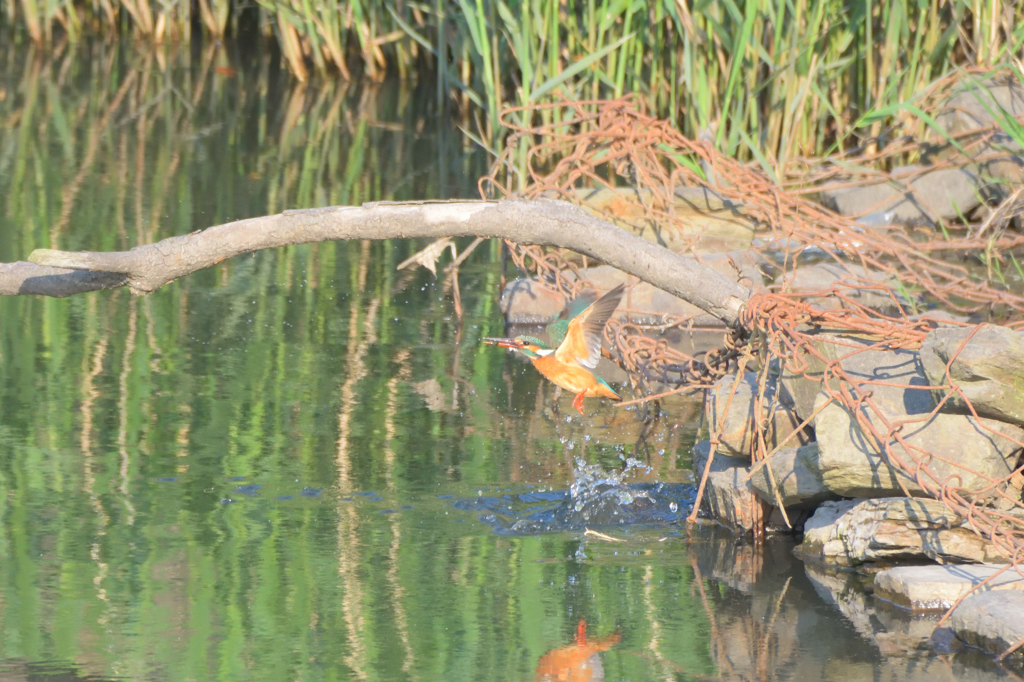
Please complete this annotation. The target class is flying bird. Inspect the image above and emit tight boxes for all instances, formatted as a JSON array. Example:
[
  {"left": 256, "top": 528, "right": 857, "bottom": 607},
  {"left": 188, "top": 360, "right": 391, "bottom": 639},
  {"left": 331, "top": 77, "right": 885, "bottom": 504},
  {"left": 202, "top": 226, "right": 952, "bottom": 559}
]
[{"left": 484, "top": 283, "right": 625, "bottom": 414}]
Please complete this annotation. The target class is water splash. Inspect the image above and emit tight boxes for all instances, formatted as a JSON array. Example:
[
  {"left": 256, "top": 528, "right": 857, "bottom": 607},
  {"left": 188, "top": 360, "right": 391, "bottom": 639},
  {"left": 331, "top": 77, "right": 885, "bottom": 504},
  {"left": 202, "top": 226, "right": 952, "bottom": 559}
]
[
  {"left": 570, "top": 457, "right": 652, "bottom": 512},
  {"left": 455, "top": 457, "right": 694, "bottom": 535}
]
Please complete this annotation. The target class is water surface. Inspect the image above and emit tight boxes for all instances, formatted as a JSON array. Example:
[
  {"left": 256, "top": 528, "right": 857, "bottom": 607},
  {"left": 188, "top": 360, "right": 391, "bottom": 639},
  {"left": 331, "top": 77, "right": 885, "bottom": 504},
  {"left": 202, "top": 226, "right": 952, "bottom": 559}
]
[{"left": 0, "top": 44, "right": 1017, "bottom": 681}]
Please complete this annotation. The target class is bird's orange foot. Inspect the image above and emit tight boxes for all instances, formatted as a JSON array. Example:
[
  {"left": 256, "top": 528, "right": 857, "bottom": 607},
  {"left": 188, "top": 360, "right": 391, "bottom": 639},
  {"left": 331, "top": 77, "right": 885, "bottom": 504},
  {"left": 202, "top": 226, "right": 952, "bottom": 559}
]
[{"left": 572, "top": 392, "right": 586, "bottom": 414}]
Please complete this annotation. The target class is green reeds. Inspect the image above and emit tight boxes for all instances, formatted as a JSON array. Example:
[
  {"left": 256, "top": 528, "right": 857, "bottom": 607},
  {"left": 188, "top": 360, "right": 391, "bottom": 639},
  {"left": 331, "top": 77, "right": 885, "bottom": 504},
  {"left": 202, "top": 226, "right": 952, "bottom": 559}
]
[{"left": 2, "top": 1, "right": 1024, "bottom": 161}]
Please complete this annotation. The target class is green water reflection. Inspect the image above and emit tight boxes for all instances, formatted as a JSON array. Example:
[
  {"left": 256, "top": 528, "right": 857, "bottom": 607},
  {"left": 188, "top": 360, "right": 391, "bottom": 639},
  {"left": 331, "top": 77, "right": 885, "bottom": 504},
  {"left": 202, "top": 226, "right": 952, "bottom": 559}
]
[{"left": 0, "top": 45, "right": 1016, "bottom": 681}]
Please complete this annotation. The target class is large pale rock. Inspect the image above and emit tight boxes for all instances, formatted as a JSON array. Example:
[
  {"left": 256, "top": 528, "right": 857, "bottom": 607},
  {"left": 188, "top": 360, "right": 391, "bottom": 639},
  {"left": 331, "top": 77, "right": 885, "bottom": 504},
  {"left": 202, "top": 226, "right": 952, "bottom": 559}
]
[
  {"left": 937, "top": 76, "right": 1024, "bottom": 140},
  {"left": 797, "top": 498, "right": 1009, "bottom": 566},
  {"left": 747, "top": 443, "right": 839, "bottom": 508},
  {"left": 819, "top": 165, "right": 985, "bottom": 228},
  {"left": 815, "top": 388, "right": 1024, "bottom": 499},
  {"left": 874, "top": 564, "right": 1024, "bottom": 611},
  {"left": 706, "top": 371, "right": 812, "bottom": 458},
  {"left": 819, "top": 78, "right": 1024, "bottom": 229},
  {"left": 815, "top": 392, "right": 1024, "bottom": 499},
  {"left": 919, "top": 324, "right": 1024, "bottom": 428},
  {"left": 796, "top": 337, "right": 1024, "bottom": 498},
  {"left": 773, "top": 262, "right": 905, "bottom": 314},
  {"left": 950, "top": 591, "right": 1024, "bottom": 662}
]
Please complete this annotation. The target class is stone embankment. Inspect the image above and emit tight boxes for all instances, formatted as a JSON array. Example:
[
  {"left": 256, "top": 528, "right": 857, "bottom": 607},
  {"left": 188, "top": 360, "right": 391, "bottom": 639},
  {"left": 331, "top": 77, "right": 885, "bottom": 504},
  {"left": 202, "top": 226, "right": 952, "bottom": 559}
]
[{"left": 687, "top": 323, "right": 1024, "bottom": 666}]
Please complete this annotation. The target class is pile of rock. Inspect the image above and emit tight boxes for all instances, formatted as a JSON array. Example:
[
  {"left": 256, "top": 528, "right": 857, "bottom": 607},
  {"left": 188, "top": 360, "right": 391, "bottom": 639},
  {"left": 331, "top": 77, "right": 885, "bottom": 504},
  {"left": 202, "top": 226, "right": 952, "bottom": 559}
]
[
  {"left": 692, "top": 324, "right": 1024, "bottom": 545},
  {"left": 690, "top": 323, "right": 1024, "bottom": 662}
]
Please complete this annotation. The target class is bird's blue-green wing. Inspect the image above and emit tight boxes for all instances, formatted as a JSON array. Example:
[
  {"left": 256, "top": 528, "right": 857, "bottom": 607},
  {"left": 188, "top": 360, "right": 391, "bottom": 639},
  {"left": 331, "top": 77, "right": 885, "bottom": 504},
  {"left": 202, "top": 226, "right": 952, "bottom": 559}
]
[
  {"left": 546, "top": 319, "right": 570, "bottom": 347},
  {"left": 545, "top": 289, "right": 597, "bottom": 346}
]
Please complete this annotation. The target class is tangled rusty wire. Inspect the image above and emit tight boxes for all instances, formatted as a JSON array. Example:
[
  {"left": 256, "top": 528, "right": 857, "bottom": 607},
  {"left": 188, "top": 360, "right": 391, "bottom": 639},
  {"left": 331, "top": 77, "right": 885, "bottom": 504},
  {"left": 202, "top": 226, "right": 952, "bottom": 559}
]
[{"left": 480, "top": 95, "right": 1024, "bottom": 658}]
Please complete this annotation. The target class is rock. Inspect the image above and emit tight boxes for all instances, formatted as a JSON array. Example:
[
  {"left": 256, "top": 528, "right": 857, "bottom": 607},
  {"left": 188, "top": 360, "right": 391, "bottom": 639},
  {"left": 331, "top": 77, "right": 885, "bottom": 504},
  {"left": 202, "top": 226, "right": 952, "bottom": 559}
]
[
  {"left": 919, "top": 324, "right": 1024, "bottom": 428},
  {"left": 937, "top": 77, "right": 1024, "bottom": 191},
  {"left": 797, "top": 498, "right": 1009, "bottom": 566},
  {"left": 500, "top": 279, "right": 569, "bottom": 324},
  {"left": 777, "top": 331, "right": 898, "bottom": 421},
  {"left": 787, "top": 335, "right": 1024, "bottom": 499},
  {"left": 934, "top": 76, "right": 1024, "bottom": 188},
  {"left": 874, "top": 564, "right": 1024, "bottom": 611},
  {"left": 819, "top": 165, "right": 986, "bottom": 228},
  {"left": 691, "top": 440, "right": 804, "bottom": 532},
  {"left": 950, "top": 591, "right": 1024, "bottom": 662},
  {"left": 691, "top": 440, "right": 761, "bottom": 532},
  {"left": 815, "top": 387, "right": 1024, "bottom": 499},
  {"left": 937, "top": 76, "right": 1024, "bottom": 140},
  {"left": 747, "top": 443, "right": 839, "bottom": 508},
  {"left": 815, "top": 389, "right": 1024, "bottom": 499},
  {"left": 778, "top": 329, "right": 941, "bottom": 420},
  {"left": 774, "top": 262, "right": 907, "bottom": 314},
  {"left": 819, "top": 78, "right": 1024, "bottom": 228},
  {"left": 706, "top": 371, "right": 812, "bottom": 458}
]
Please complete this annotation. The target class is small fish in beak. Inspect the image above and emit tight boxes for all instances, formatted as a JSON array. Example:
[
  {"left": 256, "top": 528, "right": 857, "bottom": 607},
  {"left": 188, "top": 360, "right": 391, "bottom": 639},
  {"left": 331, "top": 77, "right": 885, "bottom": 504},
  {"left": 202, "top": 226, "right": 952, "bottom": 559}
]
[{"left": 482, "top": 337, "right": 522, "bottom": 349}]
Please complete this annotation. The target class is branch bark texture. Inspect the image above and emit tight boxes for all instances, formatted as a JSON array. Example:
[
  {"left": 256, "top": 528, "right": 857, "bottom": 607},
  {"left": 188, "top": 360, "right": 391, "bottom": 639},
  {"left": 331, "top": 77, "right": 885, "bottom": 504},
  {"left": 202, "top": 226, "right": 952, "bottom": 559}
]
[{"left": 7, "top": 198, "right": 751, "bottom": 325}]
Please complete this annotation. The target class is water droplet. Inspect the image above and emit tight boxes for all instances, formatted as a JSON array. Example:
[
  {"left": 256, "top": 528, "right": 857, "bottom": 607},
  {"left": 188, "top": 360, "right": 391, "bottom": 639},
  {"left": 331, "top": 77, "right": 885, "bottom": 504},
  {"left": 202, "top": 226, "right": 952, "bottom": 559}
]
[{"left": 670, "top": 502, "right": 678, "bottom": 513}]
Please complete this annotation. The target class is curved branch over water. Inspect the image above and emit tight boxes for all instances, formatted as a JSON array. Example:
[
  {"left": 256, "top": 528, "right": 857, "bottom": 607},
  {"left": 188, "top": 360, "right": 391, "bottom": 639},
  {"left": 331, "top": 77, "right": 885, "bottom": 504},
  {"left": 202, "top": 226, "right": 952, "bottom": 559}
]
[{"left": 3, "top": 198, "right": 751, "bottom": 325}]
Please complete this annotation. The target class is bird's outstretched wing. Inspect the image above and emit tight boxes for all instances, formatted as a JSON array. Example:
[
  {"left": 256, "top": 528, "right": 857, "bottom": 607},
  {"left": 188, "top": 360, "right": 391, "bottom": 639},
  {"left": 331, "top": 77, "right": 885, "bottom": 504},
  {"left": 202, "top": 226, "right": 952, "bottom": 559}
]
[{"left": 554, "top": 283, "right": 624, "bottom": 368}]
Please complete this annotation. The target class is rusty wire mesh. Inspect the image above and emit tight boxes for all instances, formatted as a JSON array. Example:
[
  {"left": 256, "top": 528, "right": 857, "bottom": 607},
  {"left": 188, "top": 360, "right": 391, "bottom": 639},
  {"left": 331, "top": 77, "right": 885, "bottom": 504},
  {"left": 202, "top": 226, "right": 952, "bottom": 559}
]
[{"left": 478, "top": 96, "right": 1024, "bottom": 649}]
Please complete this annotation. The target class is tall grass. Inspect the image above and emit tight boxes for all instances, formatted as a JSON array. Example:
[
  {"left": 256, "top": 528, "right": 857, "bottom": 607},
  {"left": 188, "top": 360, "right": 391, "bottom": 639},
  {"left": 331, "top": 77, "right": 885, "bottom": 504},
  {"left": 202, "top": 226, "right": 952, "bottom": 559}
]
[{"left": 2, "top": 1, "right": 1024, "bottom": 159}]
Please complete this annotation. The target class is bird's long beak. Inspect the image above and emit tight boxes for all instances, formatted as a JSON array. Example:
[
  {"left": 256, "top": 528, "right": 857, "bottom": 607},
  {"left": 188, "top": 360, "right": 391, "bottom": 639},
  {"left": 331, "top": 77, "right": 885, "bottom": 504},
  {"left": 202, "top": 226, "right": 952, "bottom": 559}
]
[{"left": 483, "top": 337, "right": 522, "bottom": 349}]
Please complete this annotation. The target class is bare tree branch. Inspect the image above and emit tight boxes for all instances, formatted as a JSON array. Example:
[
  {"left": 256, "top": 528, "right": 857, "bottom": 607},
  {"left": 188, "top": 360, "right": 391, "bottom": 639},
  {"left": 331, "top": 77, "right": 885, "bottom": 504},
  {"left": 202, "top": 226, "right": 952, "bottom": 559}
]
[{"left": 6, "top": 198, "right": 751, "bottom": 325}]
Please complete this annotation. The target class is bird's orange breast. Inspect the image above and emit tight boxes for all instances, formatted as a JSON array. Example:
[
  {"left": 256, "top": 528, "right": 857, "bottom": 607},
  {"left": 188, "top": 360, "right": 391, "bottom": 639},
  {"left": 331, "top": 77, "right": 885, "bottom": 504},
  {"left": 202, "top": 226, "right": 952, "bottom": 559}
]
[{"left": 530, "top": 356, "right": 617, "bottom": 399}]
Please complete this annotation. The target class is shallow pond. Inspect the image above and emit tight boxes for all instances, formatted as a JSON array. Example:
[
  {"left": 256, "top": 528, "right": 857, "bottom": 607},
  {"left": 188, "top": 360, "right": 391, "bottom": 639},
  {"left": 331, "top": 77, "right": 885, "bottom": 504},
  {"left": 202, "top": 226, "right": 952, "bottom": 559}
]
[{"left": 0, "top": 45, "right": 1017, "bottom": 681}]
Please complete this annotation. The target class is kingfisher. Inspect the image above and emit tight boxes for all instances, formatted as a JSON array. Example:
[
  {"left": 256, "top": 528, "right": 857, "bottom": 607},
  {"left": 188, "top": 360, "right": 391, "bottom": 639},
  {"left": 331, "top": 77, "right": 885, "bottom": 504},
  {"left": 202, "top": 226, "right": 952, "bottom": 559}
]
[{"left": 484, "top": 283, "right": 625, "bottom": 414}]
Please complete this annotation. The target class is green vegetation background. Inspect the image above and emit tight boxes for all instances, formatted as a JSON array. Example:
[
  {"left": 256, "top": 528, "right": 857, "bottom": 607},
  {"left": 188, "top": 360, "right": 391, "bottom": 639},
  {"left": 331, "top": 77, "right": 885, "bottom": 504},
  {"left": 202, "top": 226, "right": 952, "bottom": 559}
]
[{"left": 5, "top": 0, "right": 1024, "bottom": 162}]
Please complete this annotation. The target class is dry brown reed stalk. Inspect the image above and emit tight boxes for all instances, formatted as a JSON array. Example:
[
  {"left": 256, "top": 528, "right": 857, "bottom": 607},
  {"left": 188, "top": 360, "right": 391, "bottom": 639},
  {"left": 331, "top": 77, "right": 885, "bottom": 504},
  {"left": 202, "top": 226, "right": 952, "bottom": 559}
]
[{"left": 481, "top": 98, "right": 1024, "bottom": 651}]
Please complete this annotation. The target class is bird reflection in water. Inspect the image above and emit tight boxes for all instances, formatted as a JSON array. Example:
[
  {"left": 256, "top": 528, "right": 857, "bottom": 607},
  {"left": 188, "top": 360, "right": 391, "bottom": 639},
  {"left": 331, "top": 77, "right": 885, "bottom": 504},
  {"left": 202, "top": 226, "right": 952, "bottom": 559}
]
[{"left": 535, "top": 619, "right": 620, "bottom": 681}]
